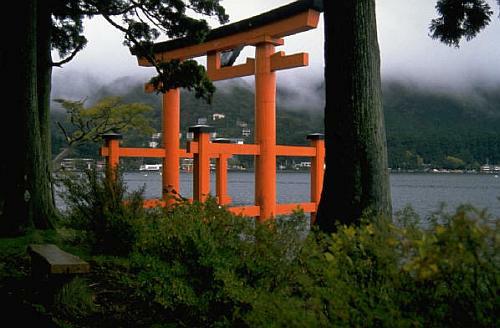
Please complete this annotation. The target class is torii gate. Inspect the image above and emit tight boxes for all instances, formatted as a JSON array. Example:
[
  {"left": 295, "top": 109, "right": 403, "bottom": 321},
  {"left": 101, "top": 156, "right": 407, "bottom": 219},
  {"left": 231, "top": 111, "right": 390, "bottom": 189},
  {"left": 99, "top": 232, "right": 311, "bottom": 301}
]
[{"left": 103, "top": 0, "right": 324, "bottom": 221}]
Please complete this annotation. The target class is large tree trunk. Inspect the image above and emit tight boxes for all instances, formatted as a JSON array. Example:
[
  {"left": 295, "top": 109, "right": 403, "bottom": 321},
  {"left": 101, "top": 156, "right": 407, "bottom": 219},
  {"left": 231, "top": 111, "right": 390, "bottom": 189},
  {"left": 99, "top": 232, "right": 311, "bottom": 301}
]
[
  {"left": 0, "top": 0, "right": 43, "bottom": 235},
  {"left": 36, "top": 0, "right": 59, "bottom": 224},
  {"left": 316, "top": 0, "right": 392, "bottom": 232},
  {"left": 0, "top": 0, "right": 55, "bottom": 235}
]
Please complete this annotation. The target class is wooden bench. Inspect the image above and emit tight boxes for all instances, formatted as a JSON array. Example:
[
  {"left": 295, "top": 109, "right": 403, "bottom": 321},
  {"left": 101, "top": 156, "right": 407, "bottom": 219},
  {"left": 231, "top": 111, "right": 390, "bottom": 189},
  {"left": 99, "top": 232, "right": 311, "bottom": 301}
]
[
  {"left": 28, "top": 244, "right": 90, "bottom": 278},
  {"left": 27, "top": 244, "right": 90, "bottom": 306}
]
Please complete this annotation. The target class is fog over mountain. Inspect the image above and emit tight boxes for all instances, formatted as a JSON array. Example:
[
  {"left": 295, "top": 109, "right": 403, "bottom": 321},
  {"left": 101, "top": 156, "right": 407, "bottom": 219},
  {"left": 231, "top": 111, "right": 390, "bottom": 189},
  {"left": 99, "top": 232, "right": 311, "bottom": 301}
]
[{"left": 51, "top": 0, "right": 500, "bottom": 110}]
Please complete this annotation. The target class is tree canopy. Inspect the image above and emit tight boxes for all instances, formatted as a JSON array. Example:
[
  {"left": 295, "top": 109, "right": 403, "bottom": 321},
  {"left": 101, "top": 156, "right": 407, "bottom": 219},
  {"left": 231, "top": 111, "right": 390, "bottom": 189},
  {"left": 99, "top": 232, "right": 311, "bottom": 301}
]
[
  {"left": 52, "top": 96, "right": 154, "bottom": 168},
  {"left": 52, "top": 0, "right": 228, "bottom": 100},
  {"left": 430, "top": 0, "right": 499, "bottom": 47}
]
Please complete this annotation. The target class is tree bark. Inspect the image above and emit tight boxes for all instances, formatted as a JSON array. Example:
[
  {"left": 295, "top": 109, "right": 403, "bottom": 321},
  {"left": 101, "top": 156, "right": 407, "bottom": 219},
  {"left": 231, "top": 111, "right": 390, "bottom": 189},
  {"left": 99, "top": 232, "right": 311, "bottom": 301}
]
[
  {"left": 0, "top": 0, "right": 55, "bottom": 235},
  {"left": 36, "top": 0, "right": 59, "bottom": 225},
  {"left": 0, "top": 0, "right": 41, "bottom": 235},
  {"left": 316, "top": 0, "right": 392, "bottom": 232}
]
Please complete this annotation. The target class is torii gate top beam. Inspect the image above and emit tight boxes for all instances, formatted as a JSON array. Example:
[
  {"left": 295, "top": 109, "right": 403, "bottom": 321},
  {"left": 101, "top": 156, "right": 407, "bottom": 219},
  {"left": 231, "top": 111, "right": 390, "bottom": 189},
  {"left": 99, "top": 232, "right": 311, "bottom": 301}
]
[{"left": 130, "top": 0, "right": 323, "bottom": 66}]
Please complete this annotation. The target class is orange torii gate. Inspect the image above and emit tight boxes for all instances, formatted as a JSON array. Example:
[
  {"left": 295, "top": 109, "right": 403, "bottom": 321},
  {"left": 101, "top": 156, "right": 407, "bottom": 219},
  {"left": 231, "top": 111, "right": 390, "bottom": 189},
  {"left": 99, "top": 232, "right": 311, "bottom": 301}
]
[{"left": 101, "top": 0, "right": 324, "bottom": 221}]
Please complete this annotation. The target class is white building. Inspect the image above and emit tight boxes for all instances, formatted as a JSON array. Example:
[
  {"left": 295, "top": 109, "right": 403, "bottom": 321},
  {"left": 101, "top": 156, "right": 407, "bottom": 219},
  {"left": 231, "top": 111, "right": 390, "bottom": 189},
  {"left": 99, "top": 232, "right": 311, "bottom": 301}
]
[{"left": 212, "top": 113, "right": 225, "bottom": 120}]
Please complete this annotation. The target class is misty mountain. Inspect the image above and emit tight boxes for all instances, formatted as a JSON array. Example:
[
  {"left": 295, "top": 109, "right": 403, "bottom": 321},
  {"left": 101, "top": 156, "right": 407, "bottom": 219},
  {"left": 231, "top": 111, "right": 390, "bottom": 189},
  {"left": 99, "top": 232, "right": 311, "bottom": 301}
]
[
  {"left": 51, "top": 73, "right": 500, "bottom": 168},
  {"left": 383, "top": 80, "right": 500, "bottom": 168}
]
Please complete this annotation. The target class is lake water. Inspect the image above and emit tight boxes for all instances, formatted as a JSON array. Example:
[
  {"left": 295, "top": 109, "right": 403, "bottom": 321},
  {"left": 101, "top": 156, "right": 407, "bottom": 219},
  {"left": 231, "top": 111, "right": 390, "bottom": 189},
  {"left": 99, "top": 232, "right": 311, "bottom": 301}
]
[{"left": 121, "top": 171, "right": 500, "bottom": 219}]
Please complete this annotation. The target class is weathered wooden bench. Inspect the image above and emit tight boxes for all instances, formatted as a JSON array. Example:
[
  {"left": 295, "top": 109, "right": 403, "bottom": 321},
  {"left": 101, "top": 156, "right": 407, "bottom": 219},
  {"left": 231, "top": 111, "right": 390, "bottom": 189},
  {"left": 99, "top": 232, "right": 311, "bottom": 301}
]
[
  {"left": 27, "top": 244, "right": 91, "bottom": 305},
  {"left": 28, "top": 244, "right": 90, "bottom": 279}
]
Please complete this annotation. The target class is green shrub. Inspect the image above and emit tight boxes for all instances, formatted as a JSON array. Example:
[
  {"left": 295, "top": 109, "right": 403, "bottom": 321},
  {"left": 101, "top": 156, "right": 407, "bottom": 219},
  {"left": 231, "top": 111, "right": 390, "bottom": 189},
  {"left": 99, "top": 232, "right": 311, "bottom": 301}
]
[
  {"left": 123, "top": 201, "right": 498, "bottom": 327},
  {"left": 318, "top": 206, "right": 498, "bottom": 327},
  {"left": 127, "top": 198, "right": 323, "bottom": 326},
  {"left": 398, "top": 205, "right": 499, "bottom": 327},
  {"left": 57, "top": 167, "right": 146, "bottom": 256},
  {"left": 309, "top": 217, "right": 413, "bottom": 327}
]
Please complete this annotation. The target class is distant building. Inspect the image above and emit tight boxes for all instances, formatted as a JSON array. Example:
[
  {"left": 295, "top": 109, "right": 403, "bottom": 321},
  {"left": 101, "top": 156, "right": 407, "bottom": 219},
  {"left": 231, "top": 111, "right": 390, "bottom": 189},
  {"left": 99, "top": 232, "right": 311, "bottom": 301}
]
[
  {"left": 481, "top": 164, "right": 500, "bottom": 173},
  {"left": 212, "top": 113, "right": 225, "bottom": 120},
  {"left": 149, "top": 133, "right": 162, "bottom": 148},
  {"left": 293, "top": 161, "right": 311, "bottom": 170},
  {"left": 481, "top": 164, "right": 491, "bottom": 173}
]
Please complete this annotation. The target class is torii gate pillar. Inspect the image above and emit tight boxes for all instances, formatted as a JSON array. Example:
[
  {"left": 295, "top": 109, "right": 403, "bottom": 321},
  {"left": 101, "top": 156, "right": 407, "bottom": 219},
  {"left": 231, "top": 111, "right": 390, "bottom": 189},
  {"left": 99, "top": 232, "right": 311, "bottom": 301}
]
[
  {"left": 162, "top": 89, "right": 180, "bottom": 204},
  {"left": 255, "top": 41, "right": 277, "bottom": 221}
]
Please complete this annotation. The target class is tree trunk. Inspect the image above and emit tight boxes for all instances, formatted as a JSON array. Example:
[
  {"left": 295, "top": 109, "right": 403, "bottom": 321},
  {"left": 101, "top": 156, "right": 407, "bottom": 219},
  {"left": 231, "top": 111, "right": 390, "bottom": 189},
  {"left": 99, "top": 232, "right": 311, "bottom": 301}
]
[
  {"left": 0, "top": 0, "right": 56, "bottom": 235},
  {"left": 0, "top": 0, "right": 42, "bottom": 235},
  {"left": 36, "top": 0, "right": 58, "bottom": 225},
  {"left": 316, "top": 0, "right": 392, "bottom": 232}
]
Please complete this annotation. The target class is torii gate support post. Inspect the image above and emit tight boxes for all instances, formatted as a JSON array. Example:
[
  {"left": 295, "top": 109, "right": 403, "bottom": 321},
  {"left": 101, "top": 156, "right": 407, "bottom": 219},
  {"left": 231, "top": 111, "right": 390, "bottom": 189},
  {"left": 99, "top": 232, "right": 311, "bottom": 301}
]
[
  {"left": 190, "top": 125, "right": 214, "bottom": 202},
  {"left": 255, "top": 41, "right": 278, "bottom": 222},
  {"left": 213, "top": 138, "right": 232, "bottom": 205},
  {"left": 101, "top": 133, "right": 122, "bottom": 181},
  {"left": 307, "top": 133, "right": 325, "bottom": 223},
  {"left": 162, "top": 89, "right": 181, "bottom": 204}
]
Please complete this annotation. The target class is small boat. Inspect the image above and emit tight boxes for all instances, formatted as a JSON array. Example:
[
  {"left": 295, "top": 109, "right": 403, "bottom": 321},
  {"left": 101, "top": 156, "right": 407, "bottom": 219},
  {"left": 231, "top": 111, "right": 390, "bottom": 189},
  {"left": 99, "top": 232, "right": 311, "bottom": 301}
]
[{"left": 139, "top": 164, "right": 162, "bottom": 171}]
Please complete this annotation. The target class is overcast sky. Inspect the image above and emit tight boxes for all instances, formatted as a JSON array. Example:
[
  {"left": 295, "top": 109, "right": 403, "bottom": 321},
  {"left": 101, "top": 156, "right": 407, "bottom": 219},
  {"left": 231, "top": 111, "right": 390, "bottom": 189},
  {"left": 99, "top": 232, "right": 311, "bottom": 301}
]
[{"left": 52, "top": 0, "right": 500, "bottom": 94}]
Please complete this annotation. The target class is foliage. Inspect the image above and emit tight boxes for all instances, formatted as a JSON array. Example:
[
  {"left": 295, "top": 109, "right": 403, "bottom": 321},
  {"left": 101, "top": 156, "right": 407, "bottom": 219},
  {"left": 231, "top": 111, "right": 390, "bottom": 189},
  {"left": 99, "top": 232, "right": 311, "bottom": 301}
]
[
  {"left": 149, "top": 59, "right": 216, "bottom": 103},
  {"left": 430, "top": 0, "right": 494, "bottom": 47},
  {"left": 405, "top": 205, "right": 499, "bottom": 327},
  {"left": 318, "top": 206, "right": 498, "bottom": 327},
  {"left": 383, "top": 81, "right": 500, "bottom": 169},
  {"left": 112, "top": 197, "right": 498, "bottom": 327},
  {"left": 57, "top": 167, "right": 146, "bottom": 256},
  {"left": 125, "top": 198, "right": 322, "bottom": 326},
  {"left": 50, "top": 0, "right": 229, "bottom": 100},
  {"left": 0, "top": 189, "right": 498, "bottom": 326},
  {"left": 55, "top": 96, "right": 154, "bottom": 146}
]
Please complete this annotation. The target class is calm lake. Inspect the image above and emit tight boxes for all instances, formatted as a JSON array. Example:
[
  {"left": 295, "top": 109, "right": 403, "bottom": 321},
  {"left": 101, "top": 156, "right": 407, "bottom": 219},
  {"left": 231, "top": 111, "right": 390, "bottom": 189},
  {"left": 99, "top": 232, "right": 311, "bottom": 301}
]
[{"left": 119, "top": 171, "right": 500, "bottom": 219}]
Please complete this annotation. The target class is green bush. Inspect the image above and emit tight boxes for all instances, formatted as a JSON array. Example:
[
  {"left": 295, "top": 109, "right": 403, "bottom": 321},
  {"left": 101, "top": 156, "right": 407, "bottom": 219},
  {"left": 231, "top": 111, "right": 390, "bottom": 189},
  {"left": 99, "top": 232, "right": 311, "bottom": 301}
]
[
  {"left": 120, "top": 201, "right": 498, "bottom": 327},
  {"left": 316, "top": 206, "right": 498, "bottom": 327},
  {"left": 126, "top": 198, "right": 323, "bottom": 326},
  {"left": 57, "top": 167, "right": 146, "bottom": 256},
  {"left": 398, "top": 205, "right": 499, "bottom": 327}
]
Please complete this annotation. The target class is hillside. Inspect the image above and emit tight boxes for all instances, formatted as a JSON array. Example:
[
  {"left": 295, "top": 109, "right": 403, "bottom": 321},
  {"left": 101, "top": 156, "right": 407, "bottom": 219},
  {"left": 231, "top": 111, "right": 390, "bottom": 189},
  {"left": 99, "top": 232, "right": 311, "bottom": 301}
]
[
  {"left": 50, "top": 75, "right": 500, "bottom": 170},
  {"left": 383, "top": 81, "right": 500, "bottom": 169}
]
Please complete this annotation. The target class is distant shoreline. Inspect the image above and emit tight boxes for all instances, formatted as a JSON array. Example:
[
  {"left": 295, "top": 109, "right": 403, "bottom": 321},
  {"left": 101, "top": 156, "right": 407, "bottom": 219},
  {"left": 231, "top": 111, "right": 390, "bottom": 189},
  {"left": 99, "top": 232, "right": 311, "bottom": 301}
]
[
  {"left": 389, "top": 169, "right": 499, "bottom": 175},
  {"left": 125, "top": 169, "right": 500, "bottom": 176}
]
